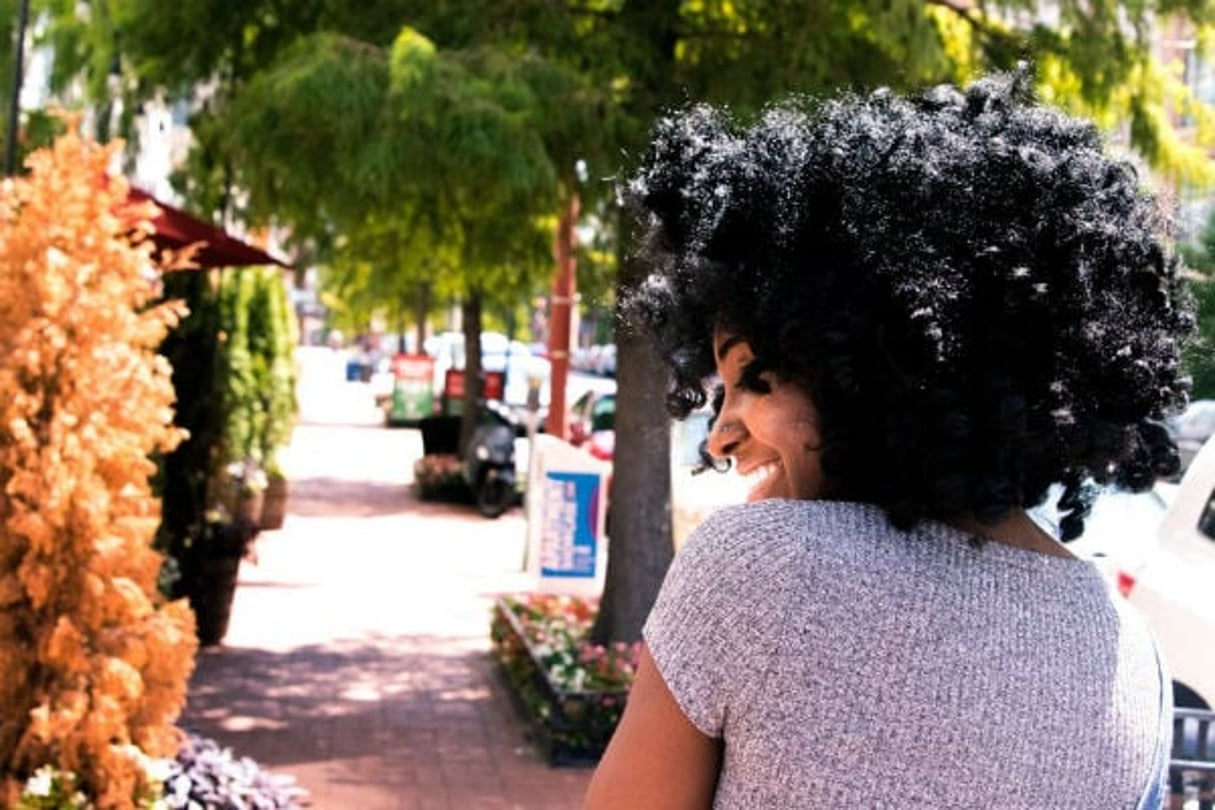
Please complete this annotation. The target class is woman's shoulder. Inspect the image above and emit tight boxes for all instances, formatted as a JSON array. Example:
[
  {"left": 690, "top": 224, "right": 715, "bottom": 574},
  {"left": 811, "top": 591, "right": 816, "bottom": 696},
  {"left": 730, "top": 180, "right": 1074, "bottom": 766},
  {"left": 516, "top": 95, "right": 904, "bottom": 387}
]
[
  {"left": 688, "top": 498, "right": 891, "bottom": 543},
  {"left": 678, "top": 499, "right": 892, "bottom": 573}
]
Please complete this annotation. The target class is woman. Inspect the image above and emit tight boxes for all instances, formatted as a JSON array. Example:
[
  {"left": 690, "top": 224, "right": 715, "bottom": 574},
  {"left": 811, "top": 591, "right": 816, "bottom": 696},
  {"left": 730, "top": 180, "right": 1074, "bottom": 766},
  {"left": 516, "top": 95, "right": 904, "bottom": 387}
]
[{"left": 584, "top": 70, "right": 1190, "bottom": 808}]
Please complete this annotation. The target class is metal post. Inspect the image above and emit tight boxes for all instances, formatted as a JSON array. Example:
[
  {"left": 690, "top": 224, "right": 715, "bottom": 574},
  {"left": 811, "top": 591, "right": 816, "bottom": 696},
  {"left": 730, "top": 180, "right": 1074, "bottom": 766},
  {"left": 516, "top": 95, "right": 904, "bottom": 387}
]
[
  {"left": 545, "top": 191, "right": 578, "bottom": 439},
  {"left": 5, "top": 0, "right": 31, "bottom": 176}
]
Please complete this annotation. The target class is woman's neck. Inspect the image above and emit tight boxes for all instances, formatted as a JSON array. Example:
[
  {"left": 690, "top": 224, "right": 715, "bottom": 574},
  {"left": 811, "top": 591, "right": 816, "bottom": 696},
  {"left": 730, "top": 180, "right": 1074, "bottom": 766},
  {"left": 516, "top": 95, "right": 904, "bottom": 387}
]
[{"left": 950, "top": 511, "right": 1077, "bottom": 559}]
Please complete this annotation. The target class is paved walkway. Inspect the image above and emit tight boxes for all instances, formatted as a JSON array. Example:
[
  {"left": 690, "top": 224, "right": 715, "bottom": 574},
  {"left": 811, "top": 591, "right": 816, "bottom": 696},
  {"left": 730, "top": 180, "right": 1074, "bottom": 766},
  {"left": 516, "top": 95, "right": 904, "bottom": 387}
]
[{"left": 181, "top": 347, "right": 594, "bottom": 809}]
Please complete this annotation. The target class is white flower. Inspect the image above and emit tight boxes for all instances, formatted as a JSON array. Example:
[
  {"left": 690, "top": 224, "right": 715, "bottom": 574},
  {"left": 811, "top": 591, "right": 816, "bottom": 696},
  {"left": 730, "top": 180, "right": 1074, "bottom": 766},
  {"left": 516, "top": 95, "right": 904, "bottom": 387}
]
[
  {"left": 24, "top": 766, "right": 55, "bottom": 797},
  {"left": 142, "top": 755, "right": 173, "bottom": 783}
]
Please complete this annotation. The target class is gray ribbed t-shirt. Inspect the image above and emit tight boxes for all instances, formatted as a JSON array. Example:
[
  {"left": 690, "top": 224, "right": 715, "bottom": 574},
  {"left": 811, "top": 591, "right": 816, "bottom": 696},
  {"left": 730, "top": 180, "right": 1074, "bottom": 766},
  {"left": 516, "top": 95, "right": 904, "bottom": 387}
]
[{"left": 644, "top": 499, "right": 1161, "bottom": 809}]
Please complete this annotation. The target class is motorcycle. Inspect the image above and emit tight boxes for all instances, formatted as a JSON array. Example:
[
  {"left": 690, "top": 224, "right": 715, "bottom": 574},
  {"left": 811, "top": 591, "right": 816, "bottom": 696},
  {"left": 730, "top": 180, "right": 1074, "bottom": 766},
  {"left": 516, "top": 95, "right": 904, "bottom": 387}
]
[{"left": 464, "top": 399, "right": 523, "bottom": 518}]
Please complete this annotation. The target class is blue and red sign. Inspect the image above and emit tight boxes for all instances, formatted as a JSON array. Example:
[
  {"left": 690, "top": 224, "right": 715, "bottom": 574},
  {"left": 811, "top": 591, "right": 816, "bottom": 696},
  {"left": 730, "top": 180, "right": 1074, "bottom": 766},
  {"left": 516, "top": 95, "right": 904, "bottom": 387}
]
[{"left": 538, "top": 471, "right": 601, "bottom": 578}]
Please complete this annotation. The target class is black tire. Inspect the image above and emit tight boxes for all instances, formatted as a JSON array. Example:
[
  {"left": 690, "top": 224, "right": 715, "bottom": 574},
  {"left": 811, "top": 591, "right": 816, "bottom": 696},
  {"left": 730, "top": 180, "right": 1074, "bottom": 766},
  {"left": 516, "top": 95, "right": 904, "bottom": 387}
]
[{"left": 475, "top": 472, "right": 514, "bottom": 519}]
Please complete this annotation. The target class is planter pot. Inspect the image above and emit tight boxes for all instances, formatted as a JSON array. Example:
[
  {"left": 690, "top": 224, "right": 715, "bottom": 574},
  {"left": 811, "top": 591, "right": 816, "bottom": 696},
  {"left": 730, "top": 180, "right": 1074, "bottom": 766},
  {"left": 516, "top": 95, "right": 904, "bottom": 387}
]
[
  {"left": 234, "top": 490, "right": 263, "bottom": 525},
  {"left": 181, "top": 550, "right": 242, "bottom": 647},
  {"left": 260, "top": 475, "right": 289, "bottom": 530},
  {"left": 419, "top": 415, "right": 462, "bottom": 455},
  {"left": 174, "top": 521, "right": 252, "bottom": 647},
  {"left": 183, "top": 551, "right": 240, "bottom": 646},
  {"left": 490, "top": 598, "right": 628, "bottom": 766}
]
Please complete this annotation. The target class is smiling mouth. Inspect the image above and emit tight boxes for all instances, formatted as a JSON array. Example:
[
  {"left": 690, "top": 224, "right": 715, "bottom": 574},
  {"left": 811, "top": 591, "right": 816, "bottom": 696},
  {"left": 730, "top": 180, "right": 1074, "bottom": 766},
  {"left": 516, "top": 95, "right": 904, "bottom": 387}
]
[{"left": 740, "top": 461, "right": 781, "bottom": 500}]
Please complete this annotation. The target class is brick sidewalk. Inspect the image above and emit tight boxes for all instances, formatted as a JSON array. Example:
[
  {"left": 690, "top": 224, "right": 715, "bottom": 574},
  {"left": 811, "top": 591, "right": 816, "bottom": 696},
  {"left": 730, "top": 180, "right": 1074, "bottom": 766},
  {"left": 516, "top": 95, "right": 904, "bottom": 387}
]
[{"left": 180, "top": 349, "right": 593, "bottom": 809}]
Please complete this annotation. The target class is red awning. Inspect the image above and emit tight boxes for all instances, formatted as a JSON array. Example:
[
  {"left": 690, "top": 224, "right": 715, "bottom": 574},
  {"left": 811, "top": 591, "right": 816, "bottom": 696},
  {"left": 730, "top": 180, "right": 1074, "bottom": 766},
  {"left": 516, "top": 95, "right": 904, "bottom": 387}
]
[{"left": 128, "top": 187, "right": 290, "bottom": 269}]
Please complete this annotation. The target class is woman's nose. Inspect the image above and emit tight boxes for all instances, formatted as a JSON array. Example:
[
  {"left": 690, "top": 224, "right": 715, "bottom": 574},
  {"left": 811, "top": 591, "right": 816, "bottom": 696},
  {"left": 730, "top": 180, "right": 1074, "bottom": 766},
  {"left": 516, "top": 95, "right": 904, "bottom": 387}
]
[{"left": 707, "top": 416, "right": 741, "bottom": 459}]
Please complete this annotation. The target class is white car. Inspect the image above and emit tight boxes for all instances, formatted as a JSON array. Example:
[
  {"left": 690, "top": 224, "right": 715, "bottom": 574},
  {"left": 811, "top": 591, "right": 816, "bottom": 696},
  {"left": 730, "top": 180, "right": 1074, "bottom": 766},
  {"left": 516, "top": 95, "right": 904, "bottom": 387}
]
[
  {"left": 1116, "top": 436, "right": 1215, "bottom": 708},
  {"left": 1031, "top": 439, "right": 1215, "bottom": 709},
  {"left": 1166, "top": 399, "right": 1215, "bottom": 475}
]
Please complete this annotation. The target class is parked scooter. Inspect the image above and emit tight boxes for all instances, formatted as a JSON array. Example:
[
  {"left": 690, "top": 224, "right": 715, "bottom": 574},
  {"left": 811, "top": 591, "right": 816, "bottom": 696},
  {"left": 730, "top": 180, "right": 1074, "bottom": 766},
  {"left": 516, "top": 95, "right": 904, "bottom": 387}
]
[{"left": 464, "top": 399, "right": 523, "bottom": 518}]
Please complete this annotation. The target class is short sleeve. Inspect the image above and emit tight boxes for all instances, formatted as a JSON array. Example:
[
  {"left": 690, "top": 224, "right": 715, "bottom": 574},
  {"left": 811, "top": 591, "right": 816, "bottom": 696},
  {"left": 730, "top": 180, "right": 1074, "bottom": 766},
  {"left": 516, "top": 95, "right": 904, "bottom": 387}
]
[{"left": 642, "top": 503, "right": 795, "bottom": 738}]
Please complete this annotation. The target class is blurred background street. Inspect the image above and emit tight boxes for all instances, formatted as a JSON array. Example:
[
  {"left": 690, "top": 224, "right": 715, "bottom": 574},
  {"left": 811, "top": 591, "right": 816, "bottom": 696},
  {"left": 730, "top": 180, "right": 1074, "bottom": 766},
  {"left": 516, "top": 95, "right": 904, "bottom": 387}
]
[{"left": 179, "top": 346, "right": 593, "bottom": 809}]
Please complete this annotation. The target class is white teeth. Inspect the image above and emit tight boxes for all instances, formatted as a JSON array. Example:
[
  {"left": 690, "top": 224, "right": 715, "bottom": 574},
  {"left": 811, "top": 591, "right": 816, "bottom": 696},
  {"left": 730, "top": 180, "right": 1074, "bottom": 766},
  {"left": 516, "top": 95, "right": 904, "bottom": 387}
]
[{"left": 742, "top": 462, "right": 780, "bottom": 496}]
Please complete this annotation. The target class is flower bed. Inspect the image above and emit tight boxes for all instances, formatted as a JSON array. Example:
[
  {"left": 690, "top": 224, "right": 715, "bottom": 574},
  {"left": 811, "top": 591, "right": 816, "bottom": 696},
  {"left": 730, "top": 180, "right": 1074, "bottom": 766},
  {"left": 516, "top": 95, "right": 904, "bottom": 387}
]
[
  {"left": 160, "top": 732, "right": 307, "bottom": 809},
  {"left": 490, "top": 594, "right": 639, "bottom": 765},
  {"left": 412, "top": 453, "right": 474, "bottom": 503},
  {"left": 17, "top": 731, "right": 306, "bottom": 809}
]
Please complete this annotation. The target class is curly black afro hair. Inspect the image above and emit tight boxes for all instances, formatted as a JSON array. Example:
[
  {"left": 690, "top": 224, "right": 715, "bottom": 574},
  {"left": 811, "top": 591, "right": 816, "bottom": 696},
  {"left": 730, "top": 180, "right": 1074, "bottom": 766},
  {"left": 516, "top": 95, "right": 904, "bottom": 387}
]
[{"left": 625, "top": 69, "right": 1195, "bottom": 540}]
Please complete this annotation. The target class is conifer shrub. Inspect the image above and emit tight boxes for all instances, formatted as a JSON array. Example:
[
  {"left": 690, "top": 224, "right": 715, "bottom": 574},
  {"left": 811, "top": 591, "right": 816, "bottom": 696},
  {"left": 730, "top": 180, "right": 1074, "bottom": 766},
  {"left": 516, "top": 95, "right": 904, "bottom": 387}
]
[
  {"left": 215, "top": 264, "right": 297, "bottom": 505},
  {"left": 0, "top": 128, "right": 198, "bottom": 806}
]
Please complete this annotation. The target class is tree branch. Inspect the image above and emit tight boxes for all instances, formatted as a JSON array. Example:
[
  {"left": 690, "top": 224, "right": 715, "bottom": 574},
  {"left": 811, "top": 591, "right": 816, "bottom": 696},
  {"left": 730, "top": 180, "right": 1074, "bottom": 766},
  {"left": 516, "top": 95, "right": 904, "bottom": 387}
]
[{"left": 924, "top": 0, "right": 1046, "bottom": 57}]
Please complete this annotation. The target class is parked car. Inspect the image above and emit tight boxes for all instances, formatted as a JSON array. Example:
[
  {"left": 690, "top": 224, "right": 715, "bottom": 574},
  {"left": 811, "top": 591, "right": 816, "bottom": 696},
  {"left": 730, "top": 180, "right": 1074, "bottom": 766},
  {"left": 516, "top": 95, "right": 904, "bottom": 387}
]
[
  {"left": 567, "top": 389, "right": 615, "bottom": 461},
  {"left": 596, "top": 344, "right": 617, "bottom": 377},
  {"left": 1115, "top": 435, "right": 1215, "bottom": 708},
  {"left": 1166, "top": 399, "right": 1215, "bottom": 475},
  {"left": 1049, "top": 436, "right": 1215, "bottom": 709},
  {"left": 571, "top": 345, "right": 594, "bottom": 373}
]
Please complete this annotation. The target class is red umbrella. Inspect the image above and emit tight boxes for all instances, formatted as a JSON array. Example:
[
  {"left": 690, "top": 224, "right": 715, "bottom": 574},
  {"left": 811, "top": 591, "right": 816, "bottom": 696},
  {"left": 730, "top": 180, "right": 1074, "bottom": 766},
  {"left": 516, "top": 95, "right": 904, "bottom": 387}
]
[{"left": 127, "top": 187, "right": 290, "bottom": 269}]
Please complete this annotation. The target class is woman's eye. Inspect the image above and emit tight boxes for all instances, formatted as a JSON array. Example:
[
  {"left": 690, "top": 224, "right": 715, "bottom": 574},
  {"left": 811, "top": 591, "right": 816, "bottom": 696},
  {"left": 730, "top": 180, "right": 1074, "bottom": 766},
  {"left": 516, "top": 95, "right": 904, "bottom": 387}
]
[{"left": 736, "top": 360, "right": 772, "bottom": 394}]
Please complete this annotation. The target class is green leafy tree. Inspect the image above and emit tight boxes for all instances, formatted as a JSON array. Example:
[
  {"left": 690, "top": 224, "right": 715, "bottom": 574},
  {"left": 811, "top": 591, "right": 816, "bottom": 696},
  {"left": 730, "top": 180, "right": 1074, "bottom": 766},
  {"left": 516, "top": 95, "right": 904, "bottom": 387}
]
[
  {"left": 212, "top": 22, "right": 601, "bottom": 447},
  {"left": 322, "top": 212, "right": 450, "bottom": 353},
  {"left": 389, "top": 29, "right": 561, "bottom": 445},
  {"left": 1180, "top": 211, "right": 1215, "bottom": 399},
  {"left": 1186, "top": 276, "right": 1215, "bottom": 399},
  {"left": 478, "top": 0, "right": 1215, "bottom": 645},
  {"left": 49, "top": 0, "right": 1215, "bottom": 645}
]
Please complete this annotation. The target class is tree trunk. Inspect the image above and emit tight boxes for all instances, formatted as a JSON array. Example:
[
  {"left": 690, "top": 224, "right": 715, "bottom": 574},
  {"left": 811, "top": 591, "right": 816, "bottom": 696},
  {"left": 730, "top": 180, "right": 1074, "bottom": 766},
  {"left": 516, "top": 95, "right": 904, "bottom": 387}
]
[
  {"left": 590, "top": 249, "right": 674, "bottom": 645},
  {"left": 589, "top": 3, "right": 684, "bottom": 645},
  {"left": 414, "top": 281, "right": 431, "bottom": 355},
  {"left": 459, "top": 289, "right": 484, "bottom": 455}
]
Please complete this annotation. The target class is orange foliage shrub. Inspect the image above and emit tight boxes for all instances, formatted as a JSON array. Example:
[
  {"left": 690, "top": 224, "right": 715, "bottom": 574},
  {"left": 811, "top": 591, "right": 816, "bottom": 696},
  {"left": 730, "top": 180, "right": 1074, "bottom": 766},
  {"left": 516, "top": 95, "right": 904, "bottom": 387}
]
[{"left": 0, "top": 128, "right": 198, "bottom": 807}]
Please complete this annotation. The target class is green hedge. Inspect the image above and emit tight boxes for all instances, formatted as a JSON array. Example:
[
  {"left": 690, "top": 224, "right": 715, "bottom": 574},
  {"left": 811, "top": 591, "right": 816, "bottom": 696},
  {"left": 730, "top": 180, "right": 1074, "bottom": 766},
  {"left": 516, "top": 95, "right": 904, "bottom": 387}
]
[{"left": 156, "top": 266, "right": 297, "bottom": 561}]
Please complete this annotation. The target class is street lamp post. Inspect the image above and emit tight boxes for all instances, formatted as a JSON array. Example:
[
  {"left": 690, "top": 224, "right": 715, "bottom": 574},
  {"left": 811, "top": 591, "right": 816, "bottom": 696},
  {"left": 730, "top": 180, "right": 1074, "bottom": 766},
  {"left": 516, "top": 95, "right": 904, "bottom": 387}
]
[{"left": 5, "top": 0, "right": 31, "bottom": 176}]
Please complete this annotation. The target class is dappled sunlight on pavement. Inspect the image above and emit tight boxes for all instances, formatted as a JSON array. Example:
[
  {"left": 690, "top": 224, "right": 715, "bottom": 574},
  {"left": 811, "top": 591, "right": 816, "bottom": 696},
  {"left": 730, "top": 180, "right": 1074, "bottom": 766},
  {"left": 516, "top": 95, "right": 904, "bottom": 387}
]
[{"left": 180, "top": 348, "right": 591, "bottom": 809}]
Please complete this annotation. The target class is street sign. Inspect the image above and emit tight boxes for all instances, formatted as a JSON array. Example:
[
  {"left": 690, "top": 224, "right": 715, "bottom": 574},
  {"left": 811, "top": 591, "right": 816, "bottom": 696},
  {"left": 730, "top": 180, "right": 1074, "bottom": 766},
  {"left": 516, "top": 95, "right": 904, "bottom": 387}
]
[
  {"left": 525, "top": 434, "right": 610, "bottom": 596},
  {"left": 441, "top": 368, "right": 504, "bottom": 416},
  {"left": 387, "top": 354, "right": 435, "bottom": 426}
]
